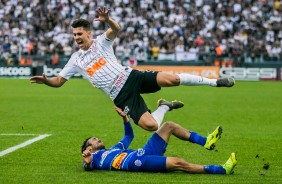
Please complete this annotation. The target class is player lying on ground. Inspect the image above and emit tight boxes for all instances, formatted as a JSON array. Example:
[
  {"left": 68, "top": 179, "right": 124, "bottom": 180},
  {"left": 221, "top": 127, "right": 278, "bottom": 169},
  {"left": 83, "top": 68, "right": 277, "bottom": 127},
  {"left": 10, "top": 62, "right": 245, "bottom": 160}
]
[
  {"left": 81, "top": 106, "right": 237, "bottom": 174},
  {"left": 30, "top": 7, "right": 235, "bottom": 132}
]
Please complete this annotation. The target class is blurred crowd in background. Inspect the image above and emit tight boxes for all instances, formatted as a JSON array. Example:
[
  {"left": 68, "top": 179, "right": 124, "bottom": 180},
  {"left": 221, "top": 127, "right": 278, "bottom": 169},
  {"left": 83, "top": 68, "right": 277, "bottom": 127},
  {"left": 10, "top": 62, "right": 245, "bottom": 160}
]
[{"left": 0, "top": 0, "right": 281, "bottom": 67}]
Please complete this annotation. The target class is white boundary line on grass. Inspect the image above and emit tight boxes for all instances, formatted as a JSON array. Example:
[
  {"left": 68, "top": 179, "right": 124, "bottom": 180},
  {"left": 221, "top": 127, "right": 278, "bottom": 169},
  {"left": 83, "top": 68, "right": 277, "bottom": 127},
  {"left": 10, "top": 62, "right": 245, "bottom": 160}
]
[
  {"left": 0, "top": 134, "right": 51, "bottom": 157},
  {"left": 0, "top": 134, "right": 39, "bottom": 136}
]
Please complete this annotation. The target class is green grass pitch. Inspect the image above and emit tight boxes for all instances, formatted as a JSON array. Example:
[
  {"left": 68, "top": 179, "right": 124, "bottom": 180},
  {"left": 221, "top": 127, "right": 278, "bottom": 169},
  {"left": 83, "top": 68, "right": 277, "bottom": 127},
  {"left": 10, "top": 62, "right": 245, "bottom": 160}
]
[{"left": 0, "top": 78, "right": 282, "bottom": 183}]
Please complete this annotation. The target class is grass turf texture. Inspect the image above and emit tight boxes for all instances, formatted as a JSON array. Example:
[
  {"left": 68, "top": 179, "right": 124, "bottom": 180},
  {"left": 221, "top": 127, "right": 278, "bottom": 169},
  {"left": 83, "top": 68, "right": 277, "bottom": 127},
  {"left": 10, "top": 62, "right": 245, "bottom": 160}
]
[{"left": 0, "top": 78, "right": 281, "bottom": 183}]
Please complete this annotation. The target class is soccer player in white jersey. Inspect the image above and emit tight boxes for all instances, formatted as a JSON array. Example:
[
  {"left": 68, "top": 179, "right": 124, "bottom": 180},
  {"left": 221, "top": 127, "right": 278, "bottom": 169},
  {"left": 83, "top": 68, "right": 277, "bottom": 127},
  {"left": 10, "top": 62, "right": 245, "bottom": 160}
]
[{"left": 30, "top": 7, "right": 235, "bottom": 131}]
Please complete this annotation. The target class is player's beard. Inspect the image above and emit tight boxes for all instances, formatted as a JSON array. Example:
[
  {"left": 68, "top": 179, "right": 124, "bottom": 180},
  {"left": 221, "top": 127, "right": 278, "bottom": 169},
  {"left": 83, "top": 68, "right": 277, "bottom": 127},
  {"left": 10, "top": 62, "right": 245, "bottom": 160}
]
[{"left": 98, "top": 144, "right": 105, "bottom": 150}]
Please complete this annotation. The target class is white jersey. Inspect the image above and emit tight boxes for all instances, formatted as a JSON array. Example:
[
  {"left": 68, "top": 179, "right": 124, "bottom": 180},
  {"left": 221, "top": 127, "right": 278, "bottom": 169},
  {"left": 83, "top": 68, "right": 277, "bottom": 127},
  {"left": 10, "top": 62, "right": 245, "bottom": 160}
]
[{"left": 59, "top": 33, "right": 132, "bottom": 100}]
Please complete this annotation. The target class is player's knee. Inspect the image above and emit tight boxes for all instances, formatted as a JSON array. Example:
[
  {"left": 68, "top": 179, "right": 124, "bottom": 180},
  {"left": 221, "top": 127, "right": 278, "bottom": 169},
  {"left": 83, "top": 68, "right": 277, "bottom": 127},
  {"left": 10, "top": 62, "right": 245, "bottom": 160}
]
[
  {"left": 144, "top": 124, "right": 158, "bottom": 131},
  {"left": 164, "top": 75, "right": 180, "bottom": 86},
  {"left": 157, "top": 73, "right": 180, "bottom": 86},
  {"left": 173, "top": 75, "right": 181, "bottom": 85},
  {"left": 162, "top": 121, "right": 176, "bottom": 131},
  {"left": 139, "top": 114, "right": 159, "bottom": 131},
  {"left": 139, "top": 122, "right": 158, "bottom": 131},
  {"left": 171, "top": 157, "right": 187, "bottom": 168}
]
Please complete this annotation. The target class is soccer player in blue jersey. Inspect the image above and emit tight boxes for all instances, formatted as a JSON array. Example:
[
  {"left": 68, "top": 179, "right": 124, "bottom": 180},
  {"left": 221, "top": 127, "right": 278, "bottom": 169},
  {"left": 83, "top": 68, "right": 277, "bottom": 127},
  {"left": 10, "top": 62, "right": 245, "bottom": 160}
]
[{"left": 81, "top": 106, "right": 237, "bottom": 174}]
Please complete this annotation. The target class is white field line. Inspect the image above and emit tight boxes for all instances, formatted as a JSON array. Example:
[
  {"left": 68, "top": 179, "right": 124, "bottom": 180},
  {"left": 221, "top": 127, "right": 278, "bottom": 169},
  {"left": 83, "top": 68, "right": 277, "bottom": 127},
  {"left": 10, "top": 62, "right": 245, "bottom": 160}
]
[
  {"left": 0, "top": 134, "right": 51, "bottom": 157},
  {"left": 0, "top": 134, "right": 38, "bottom": 136}
]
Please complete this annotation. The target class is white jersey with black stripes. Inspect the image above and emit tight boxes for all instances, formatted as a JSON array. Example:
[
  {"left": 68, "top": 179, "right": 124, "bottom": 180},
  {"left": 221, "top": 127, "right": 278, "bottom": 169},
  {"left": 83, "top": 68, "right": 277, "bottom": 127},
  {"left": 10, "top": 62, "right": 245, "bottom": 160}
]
[{"left": 59, "top": 33, "right": 132, "bottom": 100}]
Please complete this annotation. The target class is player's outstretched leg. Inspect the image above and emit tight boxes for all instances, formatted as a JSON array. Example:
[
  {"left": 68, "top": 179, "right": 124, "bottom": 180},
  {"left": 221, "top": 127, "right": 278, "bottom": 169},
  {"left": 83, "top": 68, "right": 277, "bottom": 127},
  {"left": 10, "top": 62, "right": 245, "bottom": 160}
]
[
  {"left": 176, "top": 73, "right": 235, "bottom": 87},
  {"left": 158, "top": 99, "right": 184, "bottom": 111},
  {"left": 204, "top": 126, "right": 222, "bottom": 150},
  {"left": 216, "top": 78, "right": 235, "bottom": 87},
  {"left": 222, "top": 152, "right": 237, "bottom": 174},
  {"left": 203, "top": 152, "right": 237, "bottom": 174}
]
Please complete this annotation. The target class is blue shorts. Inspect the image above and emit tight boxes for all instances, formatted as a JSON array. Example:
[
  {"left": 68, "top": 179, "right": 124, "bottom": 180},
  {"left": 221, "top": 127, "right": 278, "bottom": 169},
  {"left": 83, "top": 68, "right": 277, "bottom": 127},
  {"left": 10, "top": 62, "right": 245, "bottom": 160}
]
[{"left": 127, "top": 133, "right": 168, "bottom": 172}]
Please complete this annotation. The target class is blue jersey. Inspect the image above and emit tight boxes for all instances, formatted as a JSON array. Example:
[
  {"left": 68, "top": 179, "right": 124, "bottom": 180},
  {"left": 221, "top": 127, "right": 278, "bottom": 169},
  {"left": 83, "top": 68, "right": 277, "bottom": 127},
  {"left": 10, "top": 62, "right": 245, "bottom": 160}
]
[{"left": 84, "top": 122, "right": 167, "bottom": 172}]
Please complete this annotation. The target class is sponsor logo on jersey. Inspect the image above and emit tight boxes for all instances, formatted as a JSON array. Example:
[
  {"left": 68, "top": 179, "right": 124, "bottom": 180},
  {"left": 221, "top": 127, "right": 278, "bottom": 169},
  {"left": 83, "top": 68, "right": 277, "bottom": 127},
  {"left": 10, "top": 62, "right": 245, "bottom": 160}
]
[
  {"left": 110, "top": 74, "right": 126, "bottom": 95},
  {"left": 99, "top": 150, "right": 110, "bottom": 167},
  {"left": 114, "top": 74, "right": 125, "bottom": 88},
  {"left": 86, "top": 57, "right": 107, "bottom": 76},
  {"left": 112, "top": 152, "right": 127, "bottom": 169}
]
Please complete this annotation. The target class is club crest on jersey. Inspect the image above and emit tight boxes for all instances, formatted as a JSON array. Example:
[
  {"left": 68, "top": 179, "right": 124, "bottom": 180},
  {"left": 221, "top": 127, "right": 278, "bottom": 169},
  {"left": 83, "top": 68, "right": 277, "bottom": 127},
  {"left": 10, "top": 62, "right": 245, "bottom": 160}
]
[
  {"left": 89, "top": 42, "right": 98, "bottom": 53},
  {"left": 137, "top": 148, "right": 145, "bottom": 156},
  {"left": 86, "top": 57, "right": 107, "bottom": 76}
]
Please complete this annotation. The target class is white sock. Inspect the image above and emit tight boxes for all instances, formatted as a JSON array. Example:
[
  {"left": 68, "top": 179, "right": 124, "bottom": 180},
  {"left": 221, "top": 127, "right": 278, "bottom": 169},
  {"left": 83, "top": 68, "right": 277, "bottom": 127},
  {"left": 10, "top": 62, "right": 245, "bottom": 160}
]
[
  {"left": 151, "top": 105, "right": 170, "bottom": 128},
  {"left": 177, "top": 73, "right": 217, "bottom": 86}
]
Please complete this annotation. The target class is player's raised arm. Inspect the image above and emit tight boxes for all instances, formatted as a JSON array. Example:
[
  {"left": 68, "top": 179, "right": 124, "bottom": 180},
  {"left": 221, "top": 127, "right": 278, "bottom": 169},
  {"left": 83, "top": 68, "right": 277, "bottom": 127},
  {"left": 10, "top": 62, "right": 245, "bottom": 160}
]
[
  {"left": 94, "top": 7, "right": 120, "bottom": 40},
  {"left": 30, "top": 74, "right": 67, "bottom": 88},
  {"left": 113, "top": 106, "right": 134, "bottom": 149}
]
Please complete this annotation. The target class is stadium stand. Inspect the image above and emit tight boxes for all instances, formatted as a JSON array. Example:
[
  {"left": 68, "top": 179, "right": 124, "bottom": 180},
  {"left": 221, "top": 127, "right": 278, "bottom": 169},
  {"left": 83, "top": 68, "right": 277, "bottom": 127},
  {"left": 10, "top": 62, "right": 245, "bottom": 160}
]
[{"left": 0, "top": 0, "right": 281, "bottom": 67}]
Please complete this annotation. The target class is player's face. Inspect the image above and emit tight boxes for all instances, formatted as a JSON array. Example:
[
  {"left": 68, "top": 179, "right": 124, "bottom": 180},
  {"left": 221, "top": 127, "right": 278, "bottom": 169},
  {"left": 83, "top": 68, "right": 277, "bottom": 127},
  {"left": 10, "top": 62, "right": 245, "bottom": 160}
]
[
  {"left": 87, "top": 137, "right": 105, "bottom": 151},
  {"left": 73, "top": 27, "right": 92, "bottom": 51}
]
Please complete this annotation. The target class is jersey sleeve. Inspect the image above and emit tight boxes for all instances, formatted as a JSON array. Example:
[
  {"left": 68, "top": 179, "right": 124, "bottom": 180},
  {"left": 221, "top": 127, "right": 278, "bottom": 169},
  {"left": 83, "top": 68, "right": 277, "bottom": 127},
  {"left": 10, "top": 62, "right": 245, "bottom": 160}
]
[
  {"left": 111, "top": 122, "right": 134, "bottom": 150},
  {"left": 59, "top": 53, "right": 79, "bottom": 79},
  {"left": 82, "top": 154, "right": 95, "bottom": 171},
  {"left": 97, "top": 32, "right": 114, "bottom": 46},
  {"left": 83, "top": 161, "right": 94, "bottom": 171}
]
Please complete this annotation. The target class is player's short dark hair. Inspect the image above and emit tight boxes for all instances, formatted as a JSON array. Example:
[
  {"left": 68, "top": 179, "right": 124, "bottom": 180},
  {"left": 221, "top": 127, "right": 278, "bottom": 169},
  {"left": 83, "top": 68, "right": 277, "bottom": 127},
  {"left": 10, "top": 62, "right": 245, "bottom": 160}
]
[
  {"left": 71, "top": 18, "right": 91, "bottom": 31},
  {"left": 81, "top": 137, "right": 92, "bottom": 153}
]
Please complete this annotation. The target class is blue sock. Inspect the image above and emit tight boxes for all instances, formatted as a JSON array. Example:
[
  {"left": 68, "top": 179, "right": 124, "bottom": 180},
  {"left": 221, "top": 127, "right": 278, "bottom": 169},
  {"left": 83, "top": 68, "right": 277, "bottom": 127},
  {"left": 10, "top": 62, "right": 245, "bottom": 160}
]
[
  {"left": 204, "top": 165, "right": 226, "bottom": 174},
  {"left": 189, "top": 132, "right": 206, "bottom": 146}
]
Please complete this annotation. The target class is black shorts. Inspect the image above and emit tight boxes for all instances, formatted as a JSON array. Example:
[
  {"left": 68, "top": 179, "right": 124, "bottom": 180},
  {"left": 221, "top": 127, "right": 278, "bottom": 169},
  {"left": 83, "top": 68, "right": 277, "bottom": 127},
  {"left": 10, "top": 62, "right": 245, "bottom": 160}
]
[{"left": 114, "top": 69, "right": 161, "bottom": 125}]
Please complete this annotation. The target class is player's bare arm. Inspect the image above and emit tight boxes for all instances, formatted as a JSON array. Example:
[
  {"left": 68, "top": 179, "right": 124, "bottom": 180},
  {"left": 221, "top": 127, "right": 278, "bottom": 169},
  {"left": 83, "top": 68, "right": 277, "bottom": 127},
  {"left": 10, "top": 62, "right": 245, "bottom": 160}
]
[
  {"left": 30, "top": 74, "right": 67, "bottom": 88},
  {"left": 94, "top": 7, "right": 120, "bottom": 40}
]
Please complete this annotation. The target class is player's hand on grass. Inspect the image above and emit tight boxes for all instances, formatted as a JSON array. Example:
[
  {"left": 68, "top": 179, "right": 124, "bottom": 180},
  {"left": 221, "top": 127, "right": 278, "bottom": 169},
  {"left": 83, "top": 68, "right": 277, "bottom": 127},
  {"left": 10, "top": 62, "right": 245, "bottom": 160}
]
[
  {"left": 30, "top": 73, "right": 47, "bottom": 84},
  {"left": 94, "top": 7, "right": 110, "bottom": 22}
]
